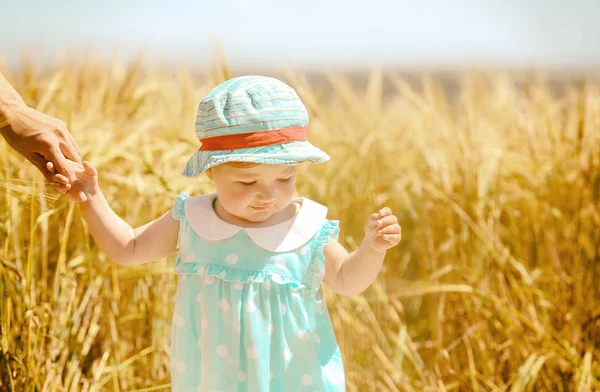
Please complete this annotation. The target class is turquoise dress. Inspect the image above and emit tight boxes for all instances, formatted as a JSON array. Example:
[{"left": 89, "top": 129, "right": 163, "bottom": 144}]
[{"left": 170, "top": 192, "right": 346, "bottom": 391}]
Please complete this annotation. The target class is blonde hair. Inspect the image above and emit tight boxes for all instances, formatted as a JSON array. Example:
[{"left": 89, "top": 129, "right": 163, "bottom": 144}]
[{"left": 225, "top": 161, "right": 260, "bottom": 168}]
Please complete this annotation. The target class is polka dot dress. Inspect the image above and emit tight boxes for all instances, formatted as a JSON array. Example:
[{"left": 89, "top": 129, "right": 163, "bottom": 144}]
[{"left": 170, "top": 193, "right": 346, "bottom": 391}]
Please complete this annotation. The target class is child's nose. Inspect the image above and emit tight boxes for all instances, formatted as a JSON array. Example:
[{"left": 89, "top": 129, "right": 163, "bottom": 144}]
[{"left": 256, "top": 186, "right": 276, "bottom": 202}]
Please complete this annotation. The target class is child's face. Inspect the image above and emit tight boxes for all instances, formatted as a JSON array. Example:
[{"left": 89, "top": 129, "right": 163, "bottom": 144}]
[{"left": 207, "top": 163, "right": 298, "bottom": 223}]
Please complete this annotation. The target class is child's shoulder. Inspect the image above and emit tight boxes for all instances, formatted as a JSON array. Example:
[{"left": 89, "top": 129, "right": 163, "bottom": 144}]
[{"left": 172, "top": 192, "right": 215, "bottom": 222}]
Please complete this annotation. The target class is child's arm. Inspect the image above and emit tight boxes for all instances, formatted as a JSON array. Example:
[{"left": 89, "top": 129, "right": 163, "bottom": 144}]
[
  {"left": 81, "top": 192, "right": 179, "bottom": 265},
  {"left": 49, "top": 160, "right": 179, "bottom": 265},
  {"left": 322, "top": 208, "right": 401, "bottom": 296}
]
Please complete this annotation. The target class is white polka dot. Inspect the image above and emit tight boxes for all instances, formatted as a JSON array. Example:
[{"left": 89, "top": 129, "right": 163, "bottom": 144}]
[
  {"left": 269, "top": 370, "right": 274, "bottom": 381},
  {"left": 267, "top": 324, "right": 273, "bottom": 335},
  {"left": 175, "top": 360, "right": 186, "bottom": 373},
  {"left": 226, "top": 253, "right": 239, "bottom": 264},
  {"left": 196, "top": 267, "right": 205, "bottom": 276},
  {"left": 205, "top": 276, "right": 215, "bottom": 285},
  {"left": 234, "top": 282, "right": 244, "bottom": 290},
  {"left": 247, "top": 347, "right": 259, "bottom": 359},
  {"left": 283, "top": 348, "right": 292, "bottom": 361},
  {"left": 281, "top": 304, "right": 287, "bottom": 315},
  {"left": 197, "top": 338, "right": 202, "bottom": 348},
  {"left": 263, "top": 279, "right": 271, "bottom": 290},
  {"left": 246, "top": 301, "right": 256, "bottom": 313},
  {"left": 196, "top": 292, "right": 203, "bottom": 304},
  {"left": 173, "top": 313, "right": 185, "bottom": 328},
  {"left": 219, "top": 298, "right": 230, "bottom": 310},
  {"left": 313, "top": 334, "right": 320, "bottom": 343},
  {"left": 181, "top": 275, "right": 187, "bottom": 281},
  {"left": 216, "top": 345, "right": 228, "bottom": 357},
  {"left": 301, "top": 375, "right": 313, "bottom": 385},
  {"left": 201, "top": 318, "right": 208, "bottom": 330},
  {"left": 183, "top": 253, "right": 196, "bottom": 262},
  {"left": 274, "top": 257, "right": 286, "bottom": 268},
  {"left": 297, "top": 330, "right": 309, "bottom": 341},
  {"left": 238, "top": 371, "right": 246, "bottom": 382}
]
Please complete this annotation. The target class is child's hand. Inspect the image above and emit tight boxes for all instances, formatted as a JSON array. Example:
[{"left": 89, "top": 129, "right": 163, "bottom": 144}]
[
  {"left": 47, "top": 160, "right": 99, "bottom": 203},
  {"left": 364, "top": 207, "right": 402, "bottom": 253}
]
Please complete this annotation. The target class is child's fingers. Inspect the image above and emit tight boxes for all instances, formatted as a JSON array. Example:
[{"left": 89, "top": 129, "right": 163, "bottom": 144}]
[
  {"left": 367, "top": 213, "right": 379, "bottom": 227},
  {"left": 50, "top": 183, "right": 70, "bottom": 194},
  {"left": 375, "top": 215, "right": 398, "bottom": 229},
  {"left": 377, "top": 207, "right": 392, "bottom": 218},
  {"left": 52, "top": 173, "right": 70, "bottom": 185},
  {"left": 53, "top": 181, "right": 71, "bottom": 190},
  {"left": 382, "top": 234, "right": 401, "bottom": 244},
  {"left": 46, "top": 161, "right": 55, "bottom": 173},
  {"left": 377, "top": 224, "right": 401, "bottom": 235}
]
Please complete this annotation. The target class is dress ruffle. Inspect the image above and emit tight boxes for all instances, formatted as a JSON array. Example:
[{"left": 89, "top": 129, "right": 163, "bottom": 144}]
[
  {"left": 305, "top": 219, "right": 340, "bottom": 291},
  {"left": 312, "top": 220, "right": 340, "bottom": 263},
  {"left": 174, "top": 261, "right": 308, "bottom": 291}
]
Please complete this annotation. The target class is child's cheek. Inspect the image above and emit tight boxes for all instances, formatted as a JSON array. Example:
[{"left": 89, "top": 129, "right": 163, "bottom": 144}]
[
  {"left": 282, "top": 183, "right": 296, "bottom": 201},
  {"left": 227, "top": 186, "right": 254, "bottom": 208}
]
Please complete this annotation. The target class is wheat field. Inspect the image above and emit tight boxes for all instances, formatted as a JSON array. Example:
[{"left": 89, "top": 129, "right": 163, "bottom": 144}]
[{"left": 0, "top": 55, "right": 599, "bottom": 391}]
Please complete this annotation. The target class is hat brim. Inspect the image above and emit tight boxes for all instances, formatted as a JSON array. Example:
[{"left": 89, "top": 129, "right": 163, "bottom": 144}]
[{"left": 182, "top": 141, "right": 330, "bottom": 177}]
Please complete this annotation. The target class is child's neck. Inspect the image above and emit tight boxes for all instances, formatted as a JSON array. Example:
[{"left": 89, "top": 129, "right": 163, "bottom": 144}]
[{"left": 213, "top": 198, "right": 301, "bottom": 228}]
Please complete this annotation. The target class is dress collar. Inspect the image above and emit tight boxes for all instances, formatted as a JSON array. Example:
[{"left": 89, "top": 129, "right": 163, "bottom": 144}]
[{"left": 184, "top": 193, "right": 328, "bottom": 252}]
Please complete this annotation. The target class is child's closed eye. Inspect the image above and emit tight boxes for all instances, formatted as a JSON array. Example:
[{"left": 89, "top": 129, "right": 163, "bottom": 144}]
[
  {"left": 238, "top": 181, "right": 256, "bottom": 187},
  {"left": 277, "top": 177, "right": 293, "bottom": 183}
]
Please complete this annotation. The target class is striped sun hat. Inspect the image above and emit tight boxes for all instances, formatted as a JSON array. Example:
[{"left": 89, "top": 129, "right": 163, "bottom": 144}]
[{"left": 182, "top": 75, "right": 330, "bottom": 177}]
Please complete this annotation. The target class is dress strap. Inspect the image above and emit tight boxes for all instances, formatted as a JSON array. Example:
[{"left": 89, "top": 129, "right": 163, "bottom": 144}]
[
  {"left": 172, "top": 192, "right": 189, "bottom": 251},
  {"left": 172, "top": 192, "right": 189, "bottom": 222}
]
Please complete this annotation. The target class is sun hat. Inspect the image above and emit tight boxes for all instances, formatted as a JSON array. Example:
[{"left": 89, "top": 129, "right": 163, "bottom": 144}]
[{"left": 182, "top": 75, "right": 330, "bottom": 177}]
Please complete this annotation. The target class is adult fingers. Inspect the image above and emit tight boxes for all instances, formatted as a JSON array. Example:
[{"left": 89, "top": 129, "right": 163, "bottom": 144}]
[
  {"left": 28, "top": 153, "right": 53, "bottom": 182},
  {"left": 54, "top": 120, "right": 82, "bottom": 163},
  {"left": 59, "top": 140, "right": 81, "bottom": 167},
  {"left": 83, "top": 161, "right": 97, "bottom": 176},
  {"left": 65, "top": 131, "right": 82, "bottom": 162}
]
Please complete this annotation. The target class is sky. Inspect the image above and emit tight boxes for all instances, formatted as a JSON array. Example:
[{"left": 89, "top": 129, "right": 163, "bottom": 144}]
[{"left": 2, "top": 0, "right": 600, "bottom": 70}]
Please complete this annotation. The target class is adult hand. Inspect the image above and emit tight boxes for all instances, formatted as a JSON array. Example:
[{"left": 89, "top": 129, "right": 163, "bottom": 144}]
[{"left": 1, "top": 104, "right": 88, "bottom": 202}]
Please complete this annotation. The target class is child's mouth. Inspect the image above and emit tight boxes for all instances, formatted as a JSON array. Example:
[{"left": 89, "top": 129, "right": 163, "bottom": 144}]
[{"left": 250, "top": 205, "right": 271, "bottom": 211}]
